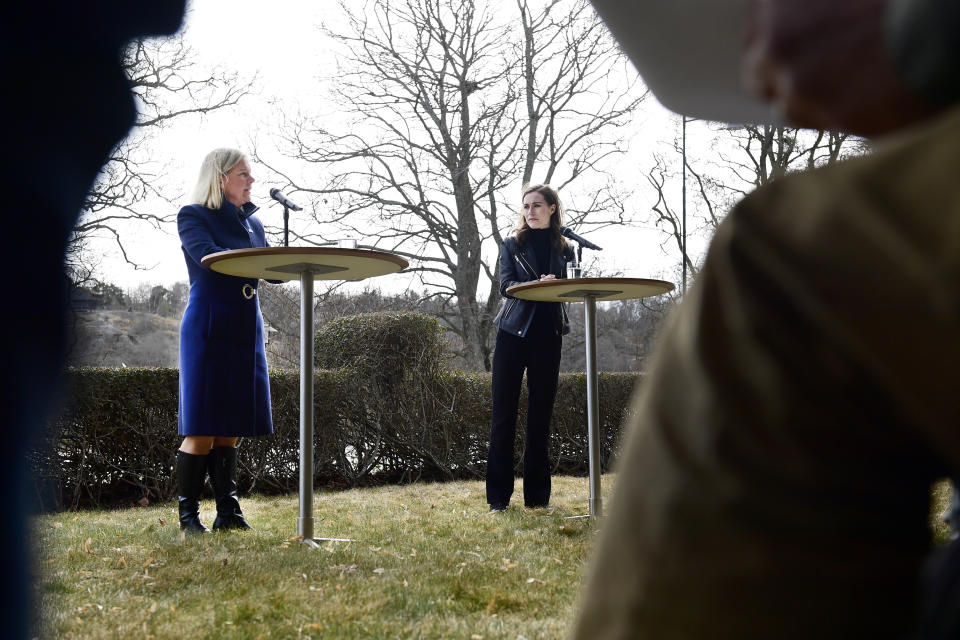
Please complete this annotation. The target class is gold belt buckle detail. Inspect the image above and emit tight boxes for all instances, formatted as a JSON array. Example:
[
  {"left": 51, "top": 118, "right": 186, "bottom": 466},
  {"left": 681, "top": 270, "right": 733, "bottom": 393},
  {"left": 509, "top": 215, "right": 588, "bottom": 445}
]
[{"left": 242, "top": 284, "right": 256, "bottom": 299}]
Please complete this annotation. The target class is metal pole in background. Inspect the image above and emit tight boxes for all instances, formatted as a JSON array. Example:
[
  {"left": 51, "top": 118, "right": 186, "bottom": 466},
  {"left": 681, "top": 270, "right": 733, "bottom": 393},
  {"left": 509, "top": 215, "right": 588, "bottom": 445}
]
[
  {"left": 584, "top": 294, "right": 602, "bottom": 518},
  {"left": 298, "top": 270, "right": 320, "bottom": 547},
  {"left": 682, "top": 115, "right": 687, "bottom": 295}
]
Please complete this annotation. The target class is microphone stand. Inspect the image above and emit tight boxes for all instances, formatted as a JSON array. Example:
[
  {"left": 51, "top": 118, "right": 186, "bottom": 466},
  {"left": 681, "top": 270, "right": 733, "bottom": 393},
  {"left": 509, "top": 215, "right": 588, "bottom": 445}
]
[{"left": 283, "top": 206, "right": 290, "bottom": 247}]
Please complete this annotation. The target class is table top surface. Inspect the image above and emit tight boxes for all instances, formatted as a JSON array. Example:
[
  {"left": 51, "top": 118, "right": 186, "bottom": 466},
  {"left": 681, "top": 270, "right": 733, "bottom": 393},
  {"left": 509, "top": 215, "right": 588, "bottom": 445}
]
[
  {"left": 201, "top": 246, "right": 409, "bottom": 282},
  {"left": 507, "top": 277, "right": 674, "bottom": 302}
]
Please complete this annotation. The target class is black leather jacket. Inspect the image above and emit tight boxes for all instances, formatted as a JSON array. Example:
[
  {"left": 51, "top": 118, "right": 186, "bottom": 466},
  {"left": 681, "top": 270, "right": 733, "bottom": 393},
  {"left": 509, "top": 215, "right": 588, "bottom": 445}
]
[{"left": 493, "top": 235, "right": 574, "bottom": 337}]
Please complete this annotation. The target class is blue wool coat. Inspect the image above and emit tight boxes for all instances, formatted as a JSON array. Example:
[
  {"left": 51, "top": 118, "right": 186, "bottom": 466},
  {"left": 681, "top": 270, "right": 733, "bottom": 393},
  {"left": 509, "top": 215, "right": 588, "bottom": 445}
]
[{"left": 177, "top": 201, "right": 274, "bottom": 437}]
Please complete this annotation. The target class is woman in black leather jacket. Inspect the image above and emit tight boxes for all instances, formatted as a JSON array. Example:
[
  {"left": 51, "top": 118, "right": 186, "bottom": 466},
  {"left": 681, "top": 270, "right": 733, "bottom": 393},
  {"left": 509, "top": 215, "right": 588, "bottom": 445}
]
[{"left": 486, "top": 184, "right": 575, "bottom": 512}]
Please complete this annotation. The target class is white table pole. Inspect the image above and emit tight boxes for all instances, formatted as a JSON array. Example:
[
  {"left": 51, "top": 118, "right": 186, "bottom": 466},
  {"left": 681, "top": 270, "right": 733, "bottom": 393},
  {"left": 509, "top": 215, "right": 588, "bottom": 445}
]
[
  {"left": 298, "top": 271, "right": 320, "bottom": 546},
  {"left": 583, "top": 294, "right": 602, "bottom": 518}
]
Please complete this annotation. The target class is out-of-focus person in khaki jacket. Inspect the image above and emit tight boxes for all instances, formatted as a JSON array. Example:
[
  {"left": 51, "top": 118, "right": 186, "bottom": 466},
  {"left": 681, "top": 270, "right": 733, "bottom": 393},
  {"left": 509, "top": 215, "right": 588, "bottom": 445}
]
[{"left": 573, "top": 1, "right": 960, "bottom": 638}]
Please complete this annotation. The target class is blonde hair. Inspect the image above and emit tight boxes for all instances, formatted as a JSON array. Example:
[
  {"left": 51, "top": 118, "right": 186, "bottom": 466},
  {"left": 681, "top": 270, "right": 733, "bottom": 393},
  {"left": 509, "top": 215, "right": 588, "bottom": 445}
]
[{"left": 190, "top": 148, "right": 247, "bottom": 210}]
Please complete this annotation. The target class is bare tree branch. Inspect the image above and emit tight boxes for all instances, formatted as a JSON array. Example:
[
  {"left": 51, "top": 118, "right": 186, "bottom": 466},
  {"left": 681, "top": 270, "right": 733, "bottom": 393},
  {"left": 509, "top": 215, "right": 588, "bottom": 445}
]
[
  {"left": 265, "top": 0, "right": 645, "bottom": 369},
  {"left": 69, "top": 33, "right": 254, "bottom": 286},
  {"left": 646, "top": 119, "right": 866, "bottom": 291}
]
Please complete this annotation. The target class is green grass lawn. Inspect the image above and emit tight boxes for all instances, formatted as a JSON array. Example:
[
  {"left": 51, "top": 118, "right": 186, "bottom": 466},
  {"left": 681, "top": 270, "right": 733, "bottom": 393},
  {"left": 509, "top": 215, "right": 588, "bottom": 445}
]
[
  {"left": 36, "top": 477, "right": 955, "bottom": 640},
  {"left": 36, "top": 476, "right": 607, "bottom": 639}
]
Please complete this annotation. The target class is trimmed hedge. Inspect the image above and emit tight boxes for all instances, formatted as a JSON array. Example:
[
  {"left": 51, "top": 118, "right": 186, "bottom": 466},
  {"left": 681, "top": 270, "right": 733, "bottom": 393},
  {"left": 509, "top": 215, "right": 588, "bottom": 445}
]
[{"left": 36, "top": 313, "right": 641, "bottom": 510}]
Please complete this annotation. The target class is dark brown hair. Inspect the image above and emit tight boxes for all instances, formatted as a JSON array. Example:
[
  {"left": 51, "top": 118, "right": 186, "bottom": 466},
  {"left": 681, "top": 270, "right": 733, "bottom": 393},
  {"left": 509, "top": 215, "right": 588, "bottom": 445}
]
[{"left": 514, "top": 183, "right": 567, "bottom": 253}]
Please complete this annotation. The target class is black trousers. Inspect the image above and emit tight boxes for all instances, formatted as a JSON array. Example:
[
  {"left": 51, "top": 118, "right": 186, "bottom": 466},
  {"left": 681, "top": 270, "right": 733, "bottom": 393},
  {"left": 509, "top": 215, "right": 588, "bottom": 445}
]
[{"left": 486, "top": 328, "right": 562, "bottom": 507}]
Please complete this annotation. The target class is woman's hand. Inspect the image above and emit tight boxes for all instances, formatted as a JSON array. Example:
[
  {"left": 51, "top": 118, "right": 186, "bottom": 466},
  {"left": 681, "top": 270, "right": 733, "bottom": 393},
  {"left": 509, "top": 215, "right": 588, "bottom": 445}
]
[{"left": 540, "top": 274, "right": 556, "bottom": 281}]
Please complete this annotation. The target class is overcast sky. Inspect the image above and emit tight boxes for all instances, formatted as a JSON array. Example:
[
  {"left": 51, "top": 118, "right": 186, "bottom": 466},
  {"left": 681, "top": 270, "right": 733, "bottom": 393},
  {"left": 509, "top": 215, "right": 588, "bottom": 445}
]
[
  {"left": 99, "top": 0, "right": 336, "bottom": 290},
  {"left": 95, "top": 0, "right": 699, "bottom": 294}
]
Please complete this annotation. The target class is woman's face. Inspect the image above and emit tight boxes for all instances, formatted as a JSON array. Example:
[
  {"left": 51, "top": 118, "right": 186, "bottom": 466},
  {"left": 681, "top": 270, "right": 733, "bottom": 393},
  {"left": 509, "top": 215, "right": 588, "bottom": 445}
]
[
  {"left": 522, "top": 190, "right": 556, "bottom": 230},
  {"left": 222, "top": 158, "right": 254, "bottom": 207}
]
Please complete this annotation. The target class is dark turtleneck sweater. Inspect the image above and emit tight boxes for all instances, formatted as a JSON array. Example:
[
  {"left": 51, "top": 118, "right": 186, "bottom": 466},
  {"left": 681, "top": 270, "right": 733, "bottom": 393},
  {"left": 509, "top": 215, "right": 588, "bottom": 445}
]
[
  {"left": 527, "top": 228, "right": 552, "bottom": 273},
  {"left": 525, "top": 228, "right": 560, "bottom": 337}
]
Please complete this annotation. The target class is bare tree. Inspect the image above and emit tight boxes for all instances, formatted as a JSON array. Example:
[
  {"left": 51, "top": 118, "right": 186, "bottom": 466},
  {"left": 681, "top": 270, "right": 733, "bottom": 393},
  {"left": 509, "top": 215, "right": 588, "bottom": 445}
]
[
  {"left": 647, "top": 121, "right": 866, "bottom": 284},
  {"left": 263, "top": 0, "right": 645, "bottom": 370},
  {"left": 719, "top": 125, "right": 862, "bottom": 193},
  {"left": 68, "top": 34, "right": 252, "bottom": 284}
]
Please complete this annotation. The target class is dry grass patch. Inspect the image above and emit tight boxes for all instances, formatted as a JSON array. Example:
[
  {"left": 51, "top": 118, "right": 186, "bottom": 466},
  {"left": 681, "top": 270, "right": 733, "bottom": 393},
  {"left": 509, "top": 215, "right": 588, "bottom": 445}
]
[
  {"left": 37, "top": 476, "right": 607, "bottom": 639},
  {"left": 35, "top": 476, "right": 955, "bottom": 639}
]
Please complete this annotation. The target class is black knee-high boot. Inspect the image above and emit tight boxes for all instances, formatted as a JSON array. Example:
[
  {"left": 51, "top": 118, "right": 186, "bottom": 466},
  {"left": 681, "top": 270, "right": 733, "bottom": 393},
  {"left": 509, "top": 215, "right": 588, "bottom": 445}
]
[
  {"left": 209, "top": 446, "right": 252, "bottom": 531},
  {"left": 177, "top": 451, "right": 210, "bottom": 533}
]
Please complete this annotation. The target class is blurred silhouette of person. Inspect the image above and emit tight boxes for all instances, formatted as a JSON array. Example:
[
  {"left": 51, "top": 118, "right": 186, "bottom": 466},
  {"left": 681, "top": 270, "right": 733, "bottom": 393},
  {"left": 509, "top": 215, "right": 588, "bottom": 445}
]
[
  {"left": 2, "top": 2, "right": 186, "bottom": 637},
  {"left": 573, "top": 0, "right": 960, "bottom": 638}
]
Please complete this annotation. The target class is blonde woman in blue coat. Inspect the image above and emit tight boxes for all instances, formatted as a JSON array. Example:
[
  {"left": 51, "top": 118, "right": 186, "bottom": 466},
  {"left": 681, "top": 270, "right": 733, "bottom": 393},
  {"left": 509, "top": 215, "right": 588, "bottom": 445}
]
[{"left": 175, "top": 148, "right": 274, "bottom": 533}]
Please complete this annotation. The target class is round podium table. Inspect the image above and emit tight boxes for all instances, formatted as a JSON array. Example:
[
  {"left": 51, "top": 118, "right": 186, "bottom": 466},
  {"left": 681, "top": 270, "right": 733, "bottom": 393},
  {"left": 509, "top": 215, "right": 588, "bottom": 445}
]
[
  {"left": 202, "top": 247, "right": 408, "bottom": 546},
  {"left": 506, "top": 277, "right": 673, "bottom": 518}
]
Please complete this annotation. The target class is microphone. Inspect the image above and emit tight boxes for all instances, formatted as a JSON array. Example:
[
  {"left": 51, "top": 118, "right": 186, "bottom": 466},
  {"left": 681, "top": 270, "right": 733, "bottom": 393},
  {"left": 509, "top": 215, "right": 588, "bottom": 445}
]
[
  {"left": 559, "top": 226, "right": 602, "bottom": 251},
  {"left": 269, "top": 188, "right": 302, "bottom": 211}
]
